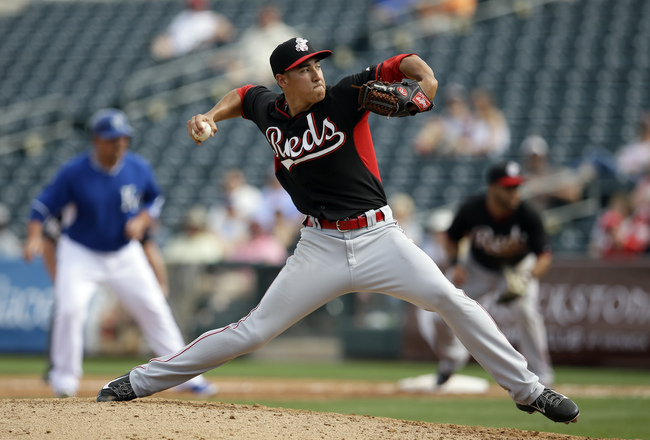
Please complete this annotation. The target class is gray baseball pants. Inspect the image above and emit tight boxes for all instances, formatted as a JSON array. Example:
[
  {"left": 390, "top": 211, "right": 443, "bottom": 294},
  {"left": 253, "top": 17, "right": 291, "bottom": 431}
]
[
  {"left": 416, "top": 253, "right": 555, "bottom": 386},
  {"left": 129, "top": 206, "right": 544, "bottom": 404}
]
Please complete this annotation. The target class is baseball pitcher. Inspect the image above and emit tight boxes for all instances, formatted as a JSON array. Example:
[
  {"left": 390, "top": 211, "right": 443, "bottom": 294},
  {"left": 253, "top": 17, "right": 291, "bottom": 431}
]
[{"left": 96, "top": 38, "right": 578, "bottom": 424}]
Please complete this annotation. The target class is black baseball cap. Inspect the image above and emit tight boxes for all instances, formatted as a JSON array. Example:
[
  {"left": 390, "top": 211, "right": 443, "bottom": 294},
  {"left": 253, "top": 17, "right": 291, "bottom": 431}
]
[
  {"left": 487, "top": 161, "right": 525, "bottom": 187},
  {"left": 270, "top": 37, "right": 332, "bottom": 76}
]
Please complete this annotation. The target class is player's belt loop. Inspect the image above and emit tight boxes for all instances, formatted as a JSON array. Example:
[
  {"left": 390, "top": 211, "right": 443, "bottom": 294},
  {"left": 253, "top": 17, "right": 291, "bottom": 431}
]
[{"left": 336, "top": 220, "right": 351, "bottom": 232}]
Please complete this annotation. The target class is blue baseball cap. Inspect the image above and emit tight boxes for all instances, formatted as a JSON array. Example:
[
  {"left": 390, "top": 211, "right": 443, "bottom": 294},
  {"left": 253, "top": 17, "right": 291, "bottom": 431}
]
[{"left": 88, "top": 108, "right": 133, "bottom": 140}]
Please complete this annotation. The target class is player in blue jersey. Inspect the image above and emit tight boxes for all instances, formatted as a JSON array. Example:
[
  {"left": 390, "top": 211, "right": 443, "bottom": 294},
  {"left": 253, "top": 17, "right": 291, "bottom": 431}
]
[{"left": 23, "top": 108, "right": 216, "bottom": 398}]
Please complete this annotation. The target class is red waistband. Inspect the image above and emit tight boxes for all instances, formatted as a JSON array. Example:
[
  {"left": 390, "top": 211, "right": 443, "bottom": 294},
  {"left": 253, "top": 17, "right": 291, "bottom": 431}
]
[{"left": 305, "top": 211, "right": 385, "bottom": 232}]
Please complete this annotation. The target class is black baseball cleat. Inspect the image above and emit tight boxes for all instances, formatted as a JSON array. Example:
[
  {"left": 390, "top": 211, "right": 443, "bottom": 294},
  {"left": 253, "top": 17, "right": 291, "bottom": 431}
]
[
  {"left": 436, "top": 372, "right": 452, "bottom": 387},
  {"left": 516, "top": 388, "right": 580, "bottom": 424},
  {"left": 96, "top": 374, "right": 138, "bottom": 402}
]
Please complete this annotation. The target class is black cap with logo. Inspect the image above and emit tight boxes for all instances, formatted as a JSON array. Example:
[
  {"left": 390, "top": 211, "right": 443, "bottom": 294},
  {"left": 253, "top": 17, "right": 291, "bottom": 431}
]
[
  {"left": 270, "top": 37, "right": 332, "bottom": 76},
  {"left": 487, "top": 161, "right": 525, "bottom": 187}
]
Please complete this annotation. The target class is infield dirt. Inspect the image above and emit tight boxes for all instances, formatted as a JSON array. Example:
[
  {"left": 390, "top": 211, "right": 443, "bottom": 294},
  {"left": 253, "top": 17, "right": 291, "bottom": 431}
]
[{"left": 1, "top": 376, "right": 640, "bottom": 440}]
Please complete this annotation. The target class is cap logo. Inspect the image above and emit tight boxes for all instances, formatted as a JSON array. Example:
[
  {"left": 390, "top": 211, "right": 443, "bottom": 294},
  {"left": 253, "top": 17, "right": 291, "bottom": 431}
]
[
  {"left": 506, "top": 161, "right": 520, "bottom": 176},
  {"left": 295, "top": 38, "right": 309, "bottom": 52},
  {"left": 112, "top": 114, "right": 128, "bottom": 131}
]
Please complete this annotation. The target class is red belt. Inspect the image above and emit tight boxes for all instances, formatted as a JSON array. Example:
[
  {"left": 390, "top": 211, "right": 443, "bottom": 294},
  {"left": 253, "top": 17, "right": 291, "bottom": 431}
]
[{"left": 305, "top": 211, "right": 385, "bottom": 232}]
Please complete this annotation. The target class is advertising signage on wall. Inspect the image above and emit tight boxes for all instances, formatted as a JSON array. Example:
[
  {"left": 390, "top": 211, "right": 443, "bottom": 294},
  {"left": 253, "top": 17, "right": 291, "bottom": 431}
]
[
  {"left": 2, "top": 257, "right": 650, "bottom": 367},
  {"left": 485, "top": 259, "right": 650, "bottom": 367},
  {"left": 0, "top": 259, "right": 53, "bottom": 353},
  {"left": 402, "top": 259, "right": 650, "bottom": 367}
]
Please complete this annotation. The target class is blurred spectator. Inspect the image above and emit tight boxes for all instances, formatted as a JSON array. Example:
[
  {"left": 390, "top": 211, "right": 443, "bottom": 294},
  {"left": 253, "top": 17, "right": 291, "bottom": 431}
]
[
  {"left": 208, "top": 198, "right": 250, "bottom": 253},
  {"left": 229, "top": 217, "right": 288, "bottom": 265},
  {"left": 215, "top": 6, "right": 298, "bottom": 87},
  {"left": 163, "top": 205, "right": 225, "bottom": 264},
  {"left": 414, "top": 83, "right": 474, "bottom": 156},
  {"left": 519, "top": 135, "right": 586, "bottom": 211},
  {"left": 461, "top": 88, "right": 510, "bottom": 157},
  {"left": 371, "top": 0, "right": 419, "bottom": 25},
  {"left": 616, "top": 111, "right": 650, "bottom": 182},
  {"left": 619, "top": 207, "right": 650, "bottom": 255},
  {"left": 623, "top": 217, "right": 650, "bottom": 254},
  {"left": 589, "top": 192, "right": 633, "bottom": 258},
  {"left": 208, "top": 168, "right": 263, "bottom": 250},
  {"left": 589, "top": 191, "right": 650, "bottom": 258},
  {"left": 358, "top": 0, "right": 420, "bottom": 50},
  {"left": 415, "top": 0, "right": 478, "bottom": 35},
  {"left": 150, "top": 0, "right": 236, "bottom": 61},
  {"left": 361, "top": 0, "right": 477, "bottom": 51},
  {"left": 419, "top": 208, "right": 454, "bottom": 267},
  {"left": 256, "top": 171, "right": 303, "bottom": 252},
  {"left": 0, "top": 203, "right": 21, "bottom": 258},
  {"left": 623, "top": 171, "right": 650, "bottom": 255},
  {"left": 414, "top": 85, "right": 508, "bottom": 157},
  {"left": 221, "top": 168, "right": 262, "bottom": 220},
  {"left": 631, "top": 168, "right": 650, "bottom": 213},
  {"left": 141, "top": 229, "right": 171, "bottom": 298},
  {"left": 389, "top": 193, "right": 424, "bottom": 245}
]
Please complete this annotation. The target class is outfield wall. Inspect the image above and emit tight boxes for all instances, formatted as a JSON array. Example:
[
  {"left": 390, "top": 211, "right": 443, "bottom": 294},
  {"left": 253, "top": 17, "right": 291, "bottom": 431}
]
[
  {"left": 402, "top": 259, "right": 650, "bottom": 368},
  {"left": 1, "top": 258, "right": 649, "bottom": 368}
]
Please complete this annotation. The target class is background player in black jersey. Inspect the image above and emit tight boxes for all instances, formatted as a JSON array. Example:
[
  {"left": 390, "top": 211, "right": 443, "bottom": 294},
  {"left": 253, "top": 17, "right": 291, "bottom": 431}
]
[{"left": 420, "top": 160, "right": 555, "bottom": 389}]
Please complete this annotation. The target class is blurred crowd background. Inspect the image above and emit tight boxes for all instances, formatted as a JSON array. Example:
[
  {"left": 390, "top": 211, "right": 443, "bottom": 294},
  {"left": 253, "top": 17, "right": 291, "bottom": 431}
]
[
  {"left": 1, "top": 0, "right": 650, "bottom": 362},
  {"left": 1, "top": 0, "right": 649, "bottom": 259}
]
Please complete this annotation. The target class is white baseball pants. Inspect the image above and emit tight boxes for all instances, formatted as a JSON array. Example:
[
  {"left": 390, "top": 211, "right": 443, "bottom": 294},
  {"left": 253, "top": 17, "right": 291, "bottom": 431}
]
[{"left": 49, "top": 235, "right": 206, "bottom": 396}]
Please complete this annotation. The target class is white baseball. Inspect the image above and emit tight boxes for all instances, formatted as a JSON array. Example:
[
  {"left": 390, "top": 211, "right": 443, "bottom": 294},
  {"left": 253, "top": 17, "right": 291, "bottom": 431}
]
[{"left": 192, "top": 121, "right": 212, "bottom": 142}]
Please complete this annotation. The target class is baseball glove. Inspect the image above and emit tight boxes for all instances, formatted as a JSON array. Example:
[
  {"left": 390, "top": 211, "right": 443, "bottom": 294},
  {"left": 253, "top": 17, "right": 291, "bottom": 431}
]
[
  {"left": 498, "top": 266, "right": 530, "bottom": 304},
  {"left": 353, "top": 79, "right": 434, "bottom": 118}
]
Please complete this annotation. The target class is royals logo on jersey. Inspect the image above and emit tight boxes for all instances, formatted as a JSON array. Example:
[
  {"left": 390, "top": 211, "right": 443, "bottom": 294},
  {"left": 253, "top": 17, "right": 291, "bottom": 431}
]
[{"left": 120, "top": 184, "right": 140, "bottom": 213}]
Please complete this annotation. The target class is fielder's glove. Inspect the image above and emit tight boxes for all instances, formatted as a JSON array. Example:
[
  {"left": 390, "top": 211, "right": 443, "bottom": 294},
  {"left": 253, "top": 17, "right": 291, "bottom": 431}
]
[
  {"left": 353, "top": 79, "right": 434, "bottom": 119},
  {"left": 498, "top": 266, "right": 531, "bottom": 304}
]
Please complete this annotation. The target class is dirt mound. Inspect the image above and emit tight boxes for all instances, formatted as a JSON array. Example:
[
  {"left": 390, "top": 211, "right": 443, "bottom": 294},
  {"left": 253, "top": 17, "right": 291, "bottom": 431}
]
[
  {"left": 2, "top": 376, "right": 638, "bottom": 439},
  {"left": 1, "top": 398, "right": 592, "bottom": 440}
]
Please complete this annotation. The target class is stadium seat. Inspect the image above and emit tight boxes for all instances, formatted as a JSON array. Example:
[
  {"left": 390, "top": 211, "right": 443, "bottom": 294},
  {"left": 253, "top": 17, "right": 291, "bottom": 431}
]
[{"left": 1, "top": 0, "right": 648, "bottom": 254}]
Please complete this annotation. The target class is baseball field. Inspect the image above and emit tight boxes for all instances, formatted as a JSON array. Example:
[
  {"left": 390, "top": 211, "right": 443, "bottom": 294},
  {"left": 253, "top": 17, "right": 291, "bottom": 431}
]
[{"left": 0, "top": 355, "right": 648, "bottom": 439}]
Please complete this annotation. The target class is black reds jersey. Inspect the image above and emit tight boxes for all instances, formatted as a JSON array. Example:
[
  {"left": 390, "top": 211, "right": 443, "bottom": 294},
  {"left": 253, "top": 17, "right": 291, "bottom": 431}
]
[
  {"left": 447, "top": 194, "right": 550, "bottom": 271},
  {"left": 239, "top": 54, "right": 413, "bottom": 221}
]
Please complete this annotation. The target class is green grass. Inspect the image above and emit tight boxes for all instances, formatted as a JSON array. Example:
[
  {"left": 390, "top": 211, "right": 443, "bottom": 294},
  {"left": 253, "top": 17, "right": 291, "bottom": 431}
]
[
  {"left": 1, "top": 355, "right": 648, "bottom": 439},
  {"left": 3, "top": 355, "right": 650, "bottom": 386},
  {"left": 224, "top": 396, "right": 649, "bottom": 440}
]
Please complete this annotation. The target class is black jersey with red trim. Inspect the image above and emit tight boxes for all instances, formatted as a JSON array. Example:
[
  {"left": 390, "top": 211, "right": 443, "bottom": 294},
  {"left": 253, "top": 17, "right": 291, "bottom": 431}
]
[
  {"left": 447, "top": 194, "right": 550, "bottom": 271},
  {"left": 239, "top": 54, "right": 413, "bottom": 221}
]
